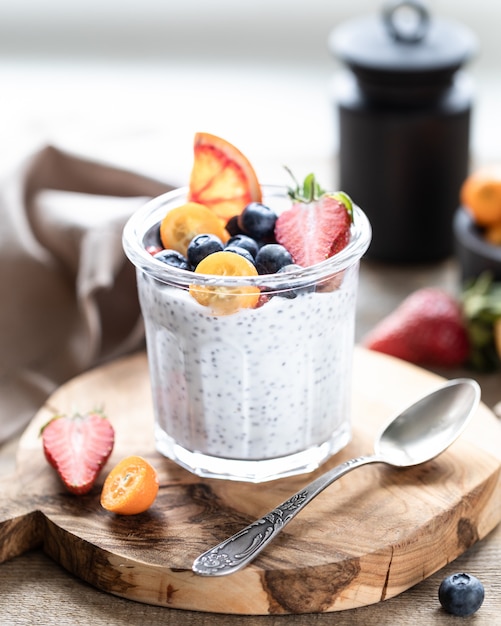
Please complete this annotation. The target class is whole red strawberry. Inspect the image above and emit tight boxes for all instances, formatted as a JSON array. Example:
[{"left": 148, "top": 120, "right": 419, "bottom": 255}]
[
  {"left": 274, "top": 170, "right": 353, "bottom": 267},
  {"left": 362, "top": 288, "right": 470, "bottom": 367},
  {"left": 41, "top": 410, "right": 115, "bottom": 495}
]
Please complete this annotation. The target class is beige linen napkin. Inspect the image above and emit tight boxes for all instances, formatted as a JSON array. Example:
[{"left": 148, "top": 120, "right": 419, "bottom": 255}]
[{"left": 0, "top": 145, "right": 174, "bottom": 443}]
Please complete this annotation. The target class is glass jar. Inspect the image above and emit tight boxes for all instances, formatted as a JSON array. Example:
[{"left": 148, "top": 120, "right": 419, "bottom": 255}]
[{"left": 123, "top": 185, "right": 371, "bottom": 482}]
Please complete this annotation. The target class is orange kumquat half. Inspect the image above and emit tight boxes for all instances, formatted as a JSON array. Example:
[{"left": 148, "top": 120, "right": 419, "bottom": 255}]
[{"left": 100, "top": 455, "right": 159, "bottom": 515}]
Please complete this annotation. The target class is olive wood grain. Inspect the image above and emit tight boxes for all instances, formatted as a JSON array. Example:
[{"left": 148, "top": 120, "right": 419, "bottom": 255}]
[{"left": 0, "top": 348, "right": 500, "bottom": 615}]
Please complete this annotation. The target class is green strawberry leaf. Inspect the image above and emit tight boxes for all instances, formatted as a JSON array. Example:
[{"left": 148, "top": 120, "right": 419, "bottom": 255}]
[
  {"left": 284, "top": 167, "right": 354, "bottom": 218},
  {"left": 462, "top": 272, "right": 501, "bottom": 371},
  {"left": 330, "top": 191, "right": 354, "bottom": 222},
  {"left": 285, "top": 166, "right": 325, "bottom": 203}
]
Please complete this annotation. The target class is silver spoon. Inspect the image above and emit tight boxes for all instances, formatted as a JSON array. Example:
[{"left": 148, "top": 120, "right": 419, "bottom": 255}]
[{"left": 192, "top": 378, "right": 480, "bottom": 577}]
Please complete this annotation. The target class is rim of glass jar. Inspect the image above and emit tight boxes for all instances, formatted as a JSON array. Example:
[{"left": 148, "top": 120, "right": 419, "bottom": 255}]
[{"left": 122, "top": 185, "right": 372, "bottom": 290}]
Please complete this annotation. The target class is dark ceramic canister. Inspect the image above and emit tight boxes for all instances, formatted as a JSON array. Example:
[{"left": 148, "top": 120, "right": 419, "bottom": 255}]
[{"left": 329, "top": 0, "right": 478, "bottom": 263}]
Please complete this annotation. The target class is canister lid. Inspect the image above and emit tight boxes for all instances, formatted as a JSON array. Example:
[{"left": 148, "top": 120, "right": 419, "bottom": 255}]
[{"left": 329, "top": 0, "right": 477, "bottom": 76}]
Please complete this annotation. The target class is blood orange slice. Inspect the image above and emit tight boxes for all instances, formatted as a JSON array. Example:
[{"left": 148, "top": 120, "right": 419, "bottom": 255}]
[{"left": 188, "top": 132, "right": 262, "bottom": 222}]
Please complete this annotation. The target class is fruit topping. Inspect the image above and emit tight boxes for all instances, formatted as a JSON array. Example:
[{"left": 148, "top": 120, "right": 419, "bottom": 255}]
[
  {"left": 275, "top": 171, "right": 353, "bottom": 267},
  {"left": 147, "top": 134, "right": 361, "bottom": 313},
  {"left": 255, "top": 243, "right": 293, "bottom": 275},
  {"left": 187, "top": 233, "right": 224, "bottom": 267},
  {"left": 154, "top": 249, "right": 190, "bottom": 270},
  {"left": 188, "top": 132, "right": 262, "bottom": 221},
  {"left": 159, "top": 202, "right": 229, "bottom": 256},
  {"left": 189, "top": 250, "right": 260, "bottom": 315},
  {"left": 143, "top": 223, "right": 163, "bottom": 253},
  {"left": 146, "top": 244, "right": 163, "bottom": 256},
  {"left": 438, "top": 573, "right": 484, "bottom": 617},
  {"left": 100, "top": 455, "right": 159, "bottom": 515},
  {"left": 225, "top": 214, "right": 244, "bottom": 236},
  {"left": 237, "top": 202, "right": 277, "bottom": 240},
  {"left": 226, "top": 233, "right": 259, "bottom": 258},
  {"left": 224, "top": 245, "right": 256, "bottom": 266},
  {"left": 41, "top": 410, "right": 115, "bottom": 495},
  {"left": 276, "top": 264, "right": 316, "bottom": 298}
]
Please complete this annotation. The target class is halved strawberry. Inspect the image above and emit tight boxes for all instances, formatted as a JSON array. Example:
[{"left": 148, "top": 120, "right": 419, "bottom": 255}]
[
  {"left": 274, "top": 171, "right": 353, "bottom": 267},
  {"left": 41, "top": 410, "right": 115, "bottom": 495}
]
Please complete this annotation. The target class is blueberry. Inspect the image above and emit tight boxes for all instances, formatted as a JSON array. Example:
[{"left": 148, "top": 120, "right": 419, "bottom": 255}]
[
  {"left": 275, "top": 263, "right": 316, "bottom": 298},
  {"left": 225, "top": 215, "right": 244, "bottom": 237},
  {"left": 187, "top": 233, "right": 224, "bottom": 267},
  {"left": 438, "top": 573, "right": 484, "bottom": 617},
  {"left": 224, "top": 245, "right": 256, "bottom": 266},
  {"left": 226, "top": 234, "right": 259, "bottom": 259},
  {"left": 237, "top": 202, "right": 277, "bottom": 240},
  {"left": 143, "top": 224, "right": 162, "bottom": 249},
  {"left": 255, "top": 244, "right": 293, "bottom": 275},
  {"left": 154, "top": 249, "right": 190, "bottom": 270}
]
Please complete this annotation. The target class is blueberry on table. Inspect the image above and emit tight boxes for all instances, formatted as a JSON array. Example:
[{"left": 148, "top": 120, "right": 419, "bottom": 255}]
[
  {"left": 438, "top": 573, "right": 484, "bottom": 617},
  {"left": 226, "top": 234, "right": 260, "bottom": 259},
  {"left": 187, "top": 233, "right": 224, "bottom": 267},
  {"left": 255, "top": 244, "right": 293, "bottom": 275},
  {"left": 237, "top": 202, "right": 277, "bottom": 240},
  {"left": 154, "top": 249, "right": 191, "bottom": 270}
]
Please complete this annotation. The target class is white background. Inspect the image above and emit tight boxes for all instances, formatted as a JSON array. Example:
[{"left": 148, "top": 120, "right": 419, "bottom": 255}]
[{"left": 1, "top": 0, "right": 500, "bottom": 184}]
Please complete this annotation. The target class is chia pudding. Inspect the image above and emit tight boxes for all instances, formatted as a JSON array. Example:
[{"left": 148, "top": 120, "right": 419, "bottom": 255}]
[{"left": 123, "top": 185, "right": 371, "bottom": 482}]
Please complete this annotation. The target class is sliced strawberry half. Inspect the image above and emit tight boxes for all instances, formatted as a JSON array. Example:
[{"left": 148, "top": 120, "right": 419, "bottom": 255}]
[
  {"left": 274, "top": 171, "right": 353, "bottom": 267},
  {"left": 41, "top": 410, "right": 115, "bottom": 495}
]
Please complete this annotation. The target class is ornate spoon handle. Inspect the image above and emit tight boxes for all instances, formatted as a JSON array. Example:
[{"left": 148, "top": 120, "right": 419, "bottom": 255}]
[{"left": 192, "top": 454, "right": 381, "bottom": 576}]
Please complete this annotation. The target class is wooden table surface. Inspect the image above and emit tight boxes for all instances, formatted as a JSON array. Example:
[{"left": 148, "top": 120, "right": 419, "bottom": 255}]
[{"left": 2, "top": 259, "right": 501, "bottom": 625}]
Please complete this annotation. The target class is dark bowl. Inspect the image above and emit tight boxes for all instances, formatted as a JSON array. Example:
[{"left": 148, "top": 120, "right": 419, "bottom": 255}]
[{"left": 454, "top": 206, "right": 501, "bottom": 284}]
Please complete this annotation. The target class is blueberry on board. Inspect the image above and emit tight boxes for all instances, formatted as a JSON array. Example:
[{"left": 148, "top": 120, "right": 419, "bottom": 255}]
[
  {"left": 187, "top": 233, "right": 224, "bottom": 267},
  {"left": 275, "top": 263, "right": 316, "bottom": 298},
  {"left": 154, "top": 249, "right": 190, "bottom": 270},
  {"left": 226, "top": 234, "right": 260, "bottom": 259},
  {"left": 224, "top": 245, "right": 256, "bottom": 266},
  {"left": 237, "top": 202, "right": 277, "bottom": 240},
  {"left": 438, "top": 573, "right": 484, "bottom": 617},
  {"left": 255, "top": 244, "right": 293, "bottom": 275}
]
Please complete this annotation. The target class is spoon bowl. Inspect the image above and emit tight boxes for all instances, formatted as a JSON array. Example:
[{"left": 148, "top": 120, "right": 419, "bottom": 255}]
[
  {"left": 376, "top": 378, "right": 481, "bottom": 466},
  {"left": 192, "top": 378, "right": 481, "bottom": 576}
]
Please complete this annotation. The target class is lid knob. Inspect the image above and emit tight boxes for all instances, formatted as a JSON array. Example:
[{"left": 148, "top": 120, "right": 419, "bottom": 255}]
[{"left": 382, "top": 0, "right": 430, "bottom": 44}]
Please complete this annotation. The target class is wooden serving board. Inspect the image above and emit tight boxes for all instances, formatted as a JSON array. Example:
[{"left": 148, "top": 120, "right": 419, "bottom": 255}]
[{"left": 1, "top": 348, "right": 501, "bottom": 615}]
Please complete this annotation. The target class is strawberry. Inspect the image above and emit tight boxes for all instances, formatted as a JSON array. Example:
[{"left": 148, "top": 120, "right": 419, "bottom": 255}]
[
  {"left": 41, "top": 410, "right": 115, "bottom": 495},
  {"left": 274, "top": 170, "right": 353, "bottom": 267},
  {"left": 362, "top": 288, "right": 470, "bottom": 367}
]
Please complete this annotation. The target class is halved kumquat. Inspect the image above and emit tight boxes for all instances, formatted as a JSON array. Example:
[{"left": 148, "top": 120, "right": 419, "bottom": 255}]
[
  {"left": 159, "top": 202, "right": 229, "bottom": 256},
  {"left": 100, "top": 455, "right": 159, "bottom": 515},
  {"left": 188, "top": 132, "right": 262, "bottom": 222},
  {"left": 189, "top": 251, "right": 261, "bottom": 315}
]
